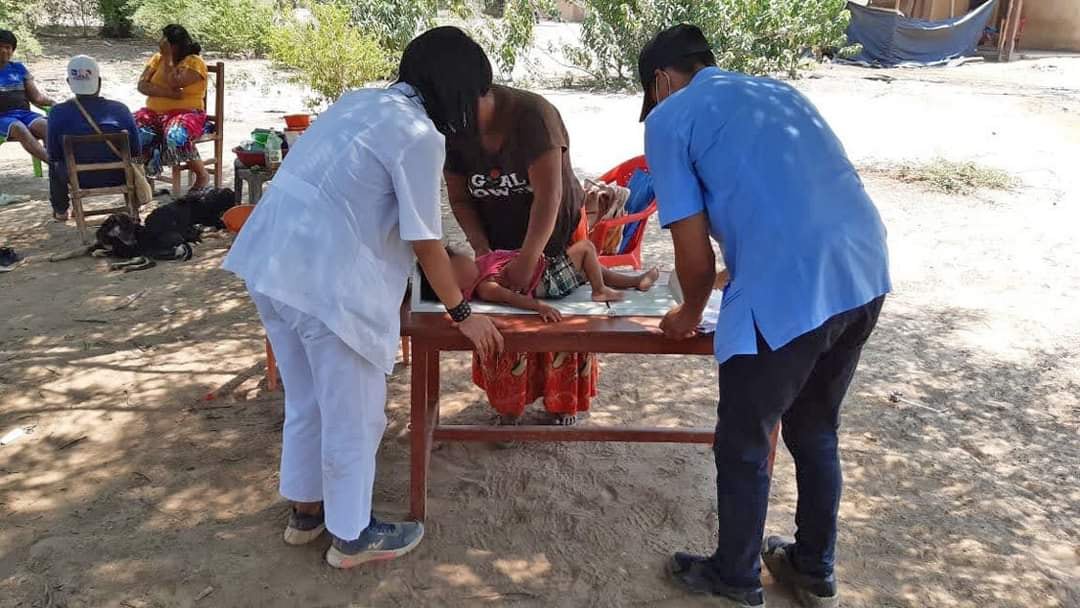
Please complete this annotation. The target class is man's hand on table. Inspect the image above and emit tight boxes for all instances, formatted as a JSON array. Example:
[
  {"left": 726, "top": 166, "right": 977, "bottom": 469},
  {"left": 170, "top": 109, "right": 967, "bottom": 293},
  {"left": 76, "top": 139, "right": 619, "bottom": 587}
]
[
  {"left": 663, "top": 212, "right": 714, "bottom": 340},
  {"left": 660, "top": 303, "right": 701, "bottom": 340}
]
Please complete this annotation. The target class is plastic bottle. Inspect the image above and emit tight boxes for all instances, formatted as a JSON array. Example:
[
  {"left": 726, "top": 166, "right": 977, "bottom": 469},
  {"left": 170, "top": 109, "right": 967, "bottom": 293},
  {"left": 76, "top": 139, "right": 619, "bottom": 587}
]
[{"left": 266, "top": 132, "right": 283, "bottom": 169}]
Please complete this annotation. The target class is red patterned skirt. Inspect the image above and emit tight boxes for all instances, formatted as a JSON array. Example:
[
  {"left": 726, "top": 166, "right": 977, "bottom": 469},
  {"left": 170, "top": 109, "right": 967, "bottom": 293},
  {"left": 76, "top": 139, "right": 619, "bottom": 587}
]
[
  {"left": 134, "top": 107, "right": 207, "bottom": 171},
  {"left": 472, "top": 351, "right": 599, "bottom": 418}
]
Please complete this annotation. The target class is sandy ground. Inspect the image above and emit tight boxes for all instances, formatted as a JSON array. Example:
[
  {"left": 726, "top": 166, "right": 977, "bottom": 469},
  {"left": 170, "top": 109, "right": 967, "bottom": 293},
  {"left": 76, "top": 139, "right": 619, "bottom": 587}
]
[{"left": 2, "top": 35, "right": 1079, "bottom": 607}]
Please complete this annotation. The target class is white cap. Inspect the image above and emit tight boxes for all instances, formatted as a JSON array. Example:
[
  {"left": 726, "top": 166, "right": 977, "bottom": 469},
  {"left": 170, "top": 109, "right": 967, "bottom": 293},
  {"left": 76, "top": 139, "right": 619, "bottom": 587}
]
[{"left": 67, "top": 55, "right": 101, "bottom": 95}]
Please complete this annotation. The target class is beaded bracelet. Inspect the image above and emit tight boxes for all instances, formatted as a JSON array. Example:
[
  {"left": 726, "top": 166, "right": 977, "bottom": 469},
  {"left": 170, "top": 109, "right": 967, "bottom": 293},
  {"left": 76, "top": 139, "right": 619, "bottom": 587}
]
[{"left": 446, "top": 299, "right": 471, "bottom": 323}]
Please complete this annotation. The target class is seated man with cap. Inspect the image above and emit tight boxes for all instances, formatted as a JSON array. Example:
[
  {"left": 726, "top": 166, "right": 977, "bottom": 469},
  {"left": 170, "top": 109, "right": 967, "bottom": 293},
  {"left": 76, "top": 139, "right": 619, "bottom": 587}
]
[{"left": 46, "top": 55, "right": 140, "bottom": 222}]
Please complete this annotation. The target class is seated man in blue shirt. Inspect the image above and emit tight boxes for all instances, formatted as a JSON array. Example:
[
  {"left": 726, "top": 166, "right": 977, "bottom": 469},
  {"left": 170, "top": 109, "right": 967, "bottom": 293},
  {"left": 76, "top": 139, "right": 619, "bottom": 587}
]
[
  {"left": 640, "top": 25, "right": 891, "bottom": 608},
  {"left": 47, "top": 55, "right": 140, "bottom": 222}
]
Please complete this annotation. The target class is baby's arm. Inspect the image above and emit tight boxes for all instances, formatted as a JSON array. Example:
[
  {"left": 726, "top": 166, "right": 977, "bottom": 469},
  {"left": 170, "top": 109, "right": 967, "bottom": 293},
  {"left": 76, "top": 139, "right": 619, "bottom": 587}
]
[{"left": 474, "top": 281, "right": 562, "bottom": 322}]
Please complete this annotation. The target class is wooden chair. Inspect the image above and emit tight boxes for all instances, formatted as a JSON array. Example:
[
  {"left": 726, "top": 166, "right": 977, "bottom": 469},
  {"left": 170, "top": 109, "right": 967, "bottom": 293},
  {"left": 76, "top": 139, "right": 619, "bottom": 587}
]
[
  {"left": 157, "top": 61, "right": 225, "bottom": 192},
  {"left": 62, "top": 131, "right": 140, "bottom": 244}
]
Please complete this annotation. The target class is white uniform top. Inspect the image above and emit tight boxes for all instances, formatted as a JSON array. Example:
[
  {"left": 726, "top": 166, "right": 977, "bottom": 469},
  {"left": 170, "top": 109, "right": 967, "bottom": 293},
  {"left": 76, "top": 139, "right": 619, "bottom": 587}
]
[{"left": 223, "top": 84, "right": 444, "bottom": 374}]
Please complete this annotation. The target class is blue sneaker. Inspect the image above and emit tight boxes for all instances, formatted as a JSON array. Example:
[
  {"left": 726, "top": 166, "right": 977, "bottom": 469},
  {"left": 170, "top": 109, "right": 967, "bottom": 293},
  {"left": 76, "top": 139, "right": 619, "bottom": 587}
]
[
  {"left": 325, "top": 517, "right": 424, "bottom": 569},
  {"left": 283, "top": 506, "right": 325, "bottom": 545}
]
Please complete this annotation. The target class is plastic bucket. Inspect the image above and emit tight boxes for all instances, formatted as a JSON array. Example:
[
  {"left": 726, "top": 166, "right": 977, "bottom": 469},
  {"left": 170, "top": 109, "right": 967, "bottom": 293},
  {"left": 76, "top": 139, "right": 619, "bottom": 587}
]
[{"left": 284, "top": 128, "right": 304, "bottom": 148}]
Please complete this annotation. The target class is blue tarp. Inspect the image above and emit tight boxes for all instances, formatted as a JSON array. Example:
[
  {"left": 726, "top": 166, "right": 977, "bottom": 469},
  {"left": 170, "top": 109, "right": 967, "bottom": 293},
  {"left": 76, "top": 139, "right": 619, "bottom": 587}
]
[{"left": 845, "top": 0, "right": 998, "bottom": 66}]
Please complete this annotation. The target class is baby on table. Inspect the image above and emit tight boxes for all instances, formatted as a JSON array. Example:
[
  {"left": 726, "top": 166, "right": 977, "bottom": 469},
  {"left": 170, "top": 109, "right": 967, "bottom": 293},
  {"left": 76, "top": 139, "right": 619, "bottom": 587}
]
[{"left": 448, "top": 239, "right": 660, "bottom": 321}]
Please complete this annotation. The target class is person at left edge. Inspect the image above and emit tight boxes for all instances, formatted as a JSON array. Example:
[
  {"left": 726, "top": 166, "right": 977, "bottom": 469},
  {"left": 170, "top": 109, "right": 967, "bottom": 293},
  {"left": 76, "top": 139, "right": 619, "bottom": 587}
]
[
  {"left": 0, "top": 30, "right": 56, "bottom": 167},
  {"left": 221, "top": 26, "right": 504, "bottom": 570}
]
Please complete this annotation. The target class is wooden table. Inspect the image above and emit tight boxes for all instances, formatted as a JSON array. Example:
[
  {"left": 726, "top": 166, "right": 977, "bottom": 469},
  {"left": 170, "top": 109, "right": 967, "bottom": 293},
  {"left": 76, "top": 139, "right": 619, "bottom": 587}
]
[{"left": 403, "top": 307, "right": 779, "bottom": 521}]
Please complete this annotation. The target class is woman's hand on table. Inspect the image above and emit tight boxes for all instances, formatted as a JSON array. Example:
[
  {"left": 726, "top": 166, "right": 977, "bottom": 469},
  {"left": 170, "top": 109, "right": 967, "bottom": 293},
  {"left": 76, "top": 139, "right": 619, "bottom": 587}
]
[
  {"left": 457, "top": 314, "right": 504, "bottom": 357},
  {"left": 660, "top": 304, "right": 700, "bottom": 340}
]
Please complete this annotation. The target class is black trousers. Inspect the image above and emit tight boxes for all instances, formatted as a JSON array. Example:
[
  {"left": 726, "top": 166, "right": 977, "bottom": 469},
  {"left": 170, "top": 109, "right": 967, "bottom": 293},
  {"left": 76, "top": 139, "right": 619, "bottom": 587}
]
[
  {"left": 48, "top": 161, "right": 70, "bottom": 215},
  {"left": 708, "top": 296, "right": 884, "bottom": 589}
]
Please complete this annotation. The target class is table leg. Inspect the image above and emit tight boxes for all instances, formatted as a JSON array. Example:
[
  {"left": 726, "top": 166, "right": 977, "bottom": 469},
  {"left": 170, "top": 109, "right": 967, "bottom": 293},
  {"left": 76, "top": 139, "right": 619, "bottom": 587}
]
[
  {"left": 426, "top": 349, "right": 440, "bottom": 427},
  {"left": 233, "top": 170, "right": 243, "bottom": 203},
  {"left": 409, "top": 343, "right": 431, "bottom": 521},
  {"left": 252, "top": 181, "right": 264, "bottom": 204}
]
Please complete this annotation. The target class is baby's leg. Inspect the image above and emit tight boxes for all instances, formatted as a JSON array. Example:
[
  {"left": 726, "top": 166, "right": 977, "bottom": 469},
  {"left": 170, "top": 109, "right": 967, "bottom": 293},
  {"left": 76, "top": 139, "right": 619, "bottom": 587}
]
[
  {"left": 567, "top": 240, "right": 622, "bottom": 302},
  {"left": 601, "top": 266, "right": 661, "bottom": 291}
]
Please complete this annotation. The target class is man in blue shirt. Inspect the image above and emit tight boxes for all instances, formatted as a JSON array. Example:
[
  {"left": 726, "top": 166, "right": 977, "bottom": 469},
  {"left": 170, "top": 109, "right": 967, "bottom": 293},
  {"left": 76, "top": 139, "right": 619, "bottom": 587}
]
[
  {"left": 640, "top": 25, "right": 891, "bottom": 607},
  {"left": 47, "top": 55, "right": 140, "bottom": 222}
]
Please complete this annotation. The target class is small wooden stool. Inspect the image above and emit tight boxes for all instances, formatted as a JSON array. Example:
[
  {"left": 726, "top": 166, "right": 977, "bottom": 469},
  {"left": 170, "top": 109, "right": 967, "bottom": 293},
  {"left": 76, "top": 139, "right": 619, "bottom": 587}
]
[{"left": 233, "top": 159, "right": 276, "bottom": 204}]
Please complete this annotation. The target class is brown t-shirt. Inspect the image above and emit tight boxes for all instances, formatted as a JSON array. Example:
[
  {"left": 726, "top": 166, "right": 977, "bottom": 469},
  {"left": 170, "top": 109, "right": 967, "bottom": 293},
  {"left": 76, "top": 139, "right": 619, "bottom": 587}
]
[{"left": 445, "top": 85, "right": 583, "bottom": 257}]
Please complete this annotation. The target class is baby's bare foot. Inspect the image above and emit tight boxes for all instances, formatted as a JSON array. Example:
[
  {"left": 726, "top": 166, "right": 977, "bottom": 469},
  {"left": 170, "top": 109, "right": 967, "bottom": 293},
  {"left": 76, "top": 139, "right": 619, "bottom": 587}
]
[
  {"left": 637, "top": 267, "right": 661, "bottom": 291},
  {"left": 592, "top": 286, "right": 625, "bottom": 302}
]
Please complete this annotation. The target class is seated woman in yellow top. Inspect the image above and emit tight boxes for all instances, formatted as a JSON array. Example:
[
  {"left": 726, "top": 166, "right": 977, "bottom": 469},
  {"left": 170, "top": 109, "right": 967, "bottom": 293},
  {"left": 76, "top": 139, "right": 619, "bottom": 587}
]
[{"left": 135, "top": 24, "right": 209, "bottom": 192}]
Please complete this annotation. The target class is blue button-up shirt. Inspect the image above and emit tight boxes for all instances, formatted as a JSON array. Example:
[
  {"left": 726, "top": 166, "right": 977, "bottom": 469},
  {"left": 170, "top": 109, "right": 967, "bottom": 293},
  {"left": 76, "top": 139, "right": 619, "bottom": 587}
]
[{"left": 645, "top": 67, "right": 891, "bottom": 363}]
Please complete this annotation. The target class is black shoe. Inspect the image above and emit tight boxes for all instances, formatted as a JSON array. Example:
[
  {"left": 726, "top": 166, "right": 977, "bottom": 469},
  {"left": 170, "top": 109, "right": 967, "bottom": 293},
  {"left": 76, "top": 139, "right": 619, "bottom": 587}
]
[
  {"left": 761, "top": 537, "right": 838, "bottom": 608},
  {"left": 0, "top": 246, "right": 23, "bottom": 272},
  {"left": 667, "top": 552, "right": 765, "bottom": 607},
  {"left": 283, "top": 505, "right": 326, "bottom": 546}
]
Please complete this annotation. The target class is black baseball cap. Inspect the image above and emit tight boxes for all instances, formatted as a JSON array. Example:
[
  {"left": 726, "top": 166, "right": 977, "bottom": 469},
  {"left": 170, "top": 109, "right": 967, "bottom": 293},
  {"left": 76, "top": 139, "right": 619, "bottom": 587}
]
[{"left": 638, "top": 24, "right": 713, "bottom": 122}]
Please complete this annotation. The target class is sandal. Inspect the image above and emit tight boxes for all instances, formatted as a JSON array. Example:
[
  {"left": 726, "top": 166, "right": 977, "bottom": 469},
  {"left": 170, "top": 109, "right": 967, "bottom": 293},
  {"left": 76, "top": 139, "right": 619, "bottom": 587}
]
[{"left": 547, "top": 413, "right": 577, "bottom": 426}]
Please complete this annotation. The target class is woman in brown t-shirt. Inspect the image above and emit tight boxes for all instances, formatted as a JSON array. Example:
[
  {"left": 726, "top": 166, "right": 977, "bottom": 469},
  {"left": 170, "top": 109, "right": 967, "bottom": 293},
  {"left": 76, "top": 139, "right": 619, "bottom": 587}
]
[{"left": 445, "top": 84, "right": 596, "bottom": 425}]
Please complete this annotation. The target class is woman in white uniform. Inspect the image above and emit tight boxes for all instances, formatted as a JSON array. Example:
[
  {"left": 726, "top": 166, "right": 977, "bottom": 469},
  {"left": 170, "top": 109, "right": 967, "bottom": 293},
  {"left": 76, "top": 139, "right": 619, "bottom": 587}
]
[{"left": 222, "top": 27, "right": 503, "bottom": 569}]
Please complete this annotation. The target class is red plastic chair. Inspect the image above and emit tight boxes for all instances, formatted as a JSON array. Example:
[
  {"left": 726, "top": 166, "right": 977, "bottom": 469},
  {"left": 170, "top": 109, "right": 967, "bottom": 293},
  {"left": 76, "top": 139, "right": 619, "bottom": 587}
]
[{"left": 586, "top": 155, "right": 657, "bottom": 269}]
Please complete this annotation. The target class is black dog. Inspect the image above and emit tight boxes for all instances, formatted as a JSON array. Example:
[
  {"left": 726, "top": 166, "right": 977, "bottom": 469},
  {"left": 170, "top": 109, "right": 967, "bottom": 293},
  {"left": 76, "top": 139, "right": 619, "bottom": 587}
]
[{"left": 95, "top": 188, "right": 235, "bottom": 260}]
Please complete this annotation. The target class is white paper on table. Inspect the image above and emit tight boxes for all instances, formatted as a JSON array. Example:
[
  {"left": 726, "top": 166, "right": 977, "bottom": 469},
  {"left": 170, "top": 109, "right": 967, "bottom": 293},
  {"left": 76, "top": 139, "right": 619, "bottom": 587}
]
[{"left": 696, "top": 290, "right": 724, "bottom": 333}]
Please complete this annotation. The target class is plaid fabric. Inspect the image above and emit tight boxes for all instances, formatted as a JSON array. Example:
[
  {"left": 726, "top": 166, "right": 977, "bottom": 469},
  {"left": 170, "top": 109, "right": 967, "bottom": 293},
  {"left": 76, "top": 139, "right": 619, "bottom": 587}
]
[{"left": 535, "top": 253, "right": 585, "bottom": 299}]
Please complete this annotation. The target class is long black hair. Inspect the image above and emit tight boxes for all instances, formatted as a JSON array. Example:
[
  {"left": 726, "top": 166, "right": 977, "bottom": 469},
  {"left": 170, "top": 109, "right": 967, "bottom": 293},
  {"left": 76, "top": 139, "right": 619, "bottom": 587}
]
[
  {"left": 396, "top": 27, "right": 492, "bottom": 137},
  {"left": 163, "top": 24, "right": 201, "bottom": 62}
]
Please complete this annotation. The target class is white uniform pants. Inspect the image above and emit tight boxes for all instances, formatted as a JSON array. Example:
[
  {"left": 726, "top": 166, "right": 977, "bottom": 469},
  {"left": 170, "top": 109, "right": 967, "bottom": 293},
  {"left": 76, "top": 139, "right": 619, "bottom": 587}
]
[{"left": 251, "top": 291, "right": 388, "bottom": 541}]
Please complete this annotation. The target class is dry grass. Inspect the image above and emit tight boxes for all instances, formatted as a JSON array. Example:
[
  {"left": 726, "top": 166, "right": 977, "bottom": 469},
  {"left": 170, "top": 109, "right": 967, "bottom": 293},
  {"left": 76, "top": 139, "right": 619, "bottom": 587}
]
[{"left": 871, "top": 158, "right": 1017, "bottom": 195}]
